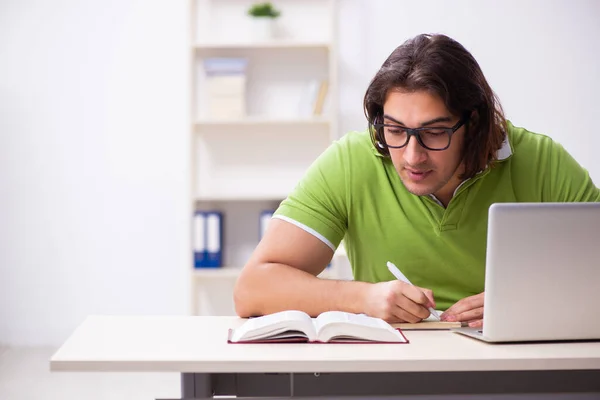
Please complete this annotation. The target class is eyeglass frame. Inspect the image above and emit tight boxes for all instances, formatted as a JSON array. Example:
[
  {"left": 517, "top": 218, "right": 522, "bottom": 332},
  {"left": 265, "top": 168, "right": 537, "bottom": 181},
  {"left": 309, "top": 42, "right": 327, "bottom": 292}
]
[{"left": 372, "top": 113, "right": 470, "bottom": 151}]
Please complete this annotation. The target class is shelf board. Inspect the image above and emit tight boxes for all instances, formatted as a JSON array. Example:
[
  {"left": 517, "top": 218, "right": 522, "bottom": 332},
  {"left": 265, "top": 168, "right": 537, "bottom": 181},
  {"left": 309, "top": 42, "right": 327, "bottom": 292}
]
[
  {"left": 195, "top": 41, "right": 331, "bottom": 51},
  {"left": 196, "top": 195, "right": 286, "bottom": 202},
  {"left": 193, "top": 267, "right": 241, "bottom": 279},
  {"left": 193, "top": 266, "right": 340, "bottom": 280},
  {"left": 195, "top": 116, "right": 330, "bottom": 128}
]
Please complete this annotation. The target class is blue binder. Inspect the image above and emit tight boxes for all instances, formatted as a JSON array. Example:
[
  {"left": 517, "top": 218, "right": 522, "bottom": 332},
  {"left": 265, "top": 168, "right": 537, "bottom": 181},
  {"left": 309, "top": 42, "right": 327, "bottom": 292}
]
[
  {"left": 193, "top": 211, "right": 207, "bottom": 268},
  {"left": 205, "top": 211, "right": 223, "bottom": 268},
  {"left": 193, "top": 211, "right": 223, "bottom": 268}
]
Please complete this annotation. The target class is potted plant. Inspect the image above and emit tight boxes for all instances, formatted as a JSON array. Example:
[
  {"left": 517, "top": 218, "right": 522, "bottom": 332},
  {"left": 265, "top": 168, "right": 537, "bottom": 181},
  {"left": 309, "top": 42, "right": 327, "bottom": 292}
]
[{"left": 247, "top": 2, "right": 281, "bottom": 40}]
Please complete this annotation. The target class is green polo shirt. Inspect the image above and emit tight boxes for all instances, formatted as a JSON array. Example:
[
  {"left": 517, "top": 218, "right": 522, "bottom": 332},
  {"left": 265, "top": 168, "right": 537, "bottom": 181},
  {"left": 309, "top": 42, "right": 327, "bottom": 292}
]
[{"left": 273, "top": 121, "right": 600, "bottom": 310}]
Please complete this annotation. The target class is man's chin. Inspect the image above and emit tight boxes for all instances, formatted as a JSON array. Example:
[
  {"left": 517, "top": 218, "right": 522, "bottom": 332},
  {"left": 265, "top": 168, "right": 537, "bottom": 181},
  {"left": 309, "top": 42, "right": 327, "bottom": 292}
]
[
  {"left": 402, "top": 180, "right": 450, "bottom": 199},
  {"left": 400, "top": 174, "right": 438, "bottom": 197},
  {"left": 401, "top": 182, "right": 435, "bottom": 197},
  {"left": 406, "top": 187, "right": 435, "bottom": 197}
]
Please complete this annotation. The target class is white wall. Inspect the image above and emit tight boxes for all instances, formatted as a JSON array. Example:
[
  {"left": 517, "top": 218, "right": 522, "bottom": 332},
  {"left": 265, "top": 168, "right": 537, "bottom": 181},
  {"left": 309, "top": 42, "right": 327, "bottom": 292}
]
[
  {"left": 1, "top": 0, "right": 599, "bottom": 346},
  {"left": 339, "top": 0, "right": 600, "bottom": 181},
  {"left": 0, "top": 0, "right": 190, "bottom": 346}
]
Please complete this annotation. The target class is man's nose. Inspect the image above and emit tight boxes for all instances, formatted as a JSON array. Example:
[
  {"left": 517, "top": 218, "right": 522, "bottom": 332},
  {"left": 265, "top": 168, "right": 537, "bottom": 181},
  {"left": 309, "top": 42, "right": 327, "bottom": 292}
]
[{"left": 402, "top": 135, "right": 428, "bottom": 165}]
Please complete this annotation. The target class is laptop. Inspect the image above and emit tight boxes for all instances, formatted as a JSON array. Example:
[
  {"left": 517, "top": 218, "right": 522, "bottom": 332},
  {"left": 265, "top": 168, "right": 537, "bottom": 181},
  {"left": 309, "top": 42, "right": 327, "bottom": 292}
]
[{"left": 452, "top": 202, "right": 600, "bottom": 343}]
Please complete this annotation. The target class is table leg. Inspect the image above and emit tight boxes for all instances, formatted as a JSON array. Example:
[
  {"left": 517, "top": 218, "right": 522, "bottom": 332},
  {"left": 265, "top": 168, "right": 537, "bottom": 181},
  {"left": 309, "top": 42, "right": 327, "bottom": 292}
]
[{"left": 177, "top": 372, "right": 212, "bottom": 400}]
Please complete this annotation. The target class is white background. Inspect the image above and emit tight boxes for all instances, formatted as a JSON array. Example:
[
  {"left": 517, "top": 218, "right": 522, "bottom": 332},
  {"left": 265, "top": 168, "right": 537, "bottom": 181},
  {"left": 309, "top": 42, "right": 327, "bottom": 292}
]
[
  {"left": 0, "top": 0, "right": 190, "bottom": 345},
  {"left": 1, "top": 0, "right": 599, "bottom": 346}
]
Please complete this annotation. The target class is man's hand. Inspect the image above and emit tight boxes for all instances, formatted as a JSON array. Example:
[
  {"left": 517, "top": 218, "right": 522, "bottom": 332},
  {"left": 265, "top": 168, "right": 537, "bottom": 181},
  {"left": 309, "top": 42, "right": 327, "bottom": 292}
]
[
  {"left": 441, "top": 292, "right": 484, "bottom": 328},
  {"left": 362, "top": 281, "right": 436, "bottom": 323}
]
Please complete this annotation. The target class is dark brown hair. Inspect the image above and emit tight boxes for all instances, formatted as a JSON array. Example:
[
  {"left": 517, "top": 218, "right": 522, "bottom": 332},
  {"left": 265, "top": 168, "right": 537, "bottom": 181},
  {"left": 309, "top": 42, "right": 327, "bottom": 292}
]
[{"left": 364, "top": 33, "right": 507, "bottom": 179}]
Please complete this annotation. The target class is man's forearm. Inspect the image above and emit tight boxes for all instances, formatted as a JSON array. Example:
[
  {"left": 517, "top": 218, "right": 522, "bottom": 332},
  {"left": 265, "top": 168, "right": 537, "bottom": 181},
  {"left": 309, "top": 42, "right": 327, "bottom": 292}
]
[{"left": 233, "top": 263, "right": 372, "bottom": 317}]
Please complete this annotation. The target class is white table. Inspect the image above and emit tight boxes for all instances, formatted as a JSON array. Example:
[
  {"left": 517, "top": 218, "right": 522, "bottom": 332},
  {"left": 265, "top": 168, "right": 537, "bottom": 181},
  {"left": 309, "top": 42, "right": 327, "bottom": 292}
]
[{"left": 50, "top": 316, "right": 600, "bottom": 399}]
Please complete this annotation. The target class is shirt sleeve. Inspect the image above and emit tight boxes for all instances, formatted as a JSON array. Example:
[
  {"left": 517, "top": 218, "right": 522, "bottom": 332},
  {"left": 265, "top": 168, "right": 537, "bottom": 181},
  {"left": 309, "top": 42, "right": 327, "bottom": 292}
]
[
  {"left": 273, "top": 139, "right": 349, "bottom": 250},
  {"left": 543, "top": 140, "right": 600, "bottom": 202}
]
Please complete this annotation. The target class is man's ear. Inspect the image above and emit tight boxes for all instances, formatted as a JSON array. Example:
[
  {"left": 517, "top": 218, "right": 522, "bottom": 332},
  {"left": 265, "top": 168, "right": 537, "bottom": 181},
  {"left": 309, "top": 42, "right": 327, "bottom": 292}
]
[{"left": 469, "top": 109, "right": 480, "bottom": 127}]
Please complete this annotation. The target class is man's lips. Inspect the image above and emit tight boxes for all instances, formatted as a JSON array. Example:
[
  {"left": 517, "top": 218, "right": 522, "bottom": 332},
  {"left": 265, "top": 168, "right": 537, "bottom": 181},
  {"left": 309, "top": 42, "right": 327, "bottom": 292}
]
[
  {"left": 405, "top": 168, "right": 431, "bottom": 174},
  {"left": 405, "top": 168, "right": 432, "bottom": 181}
]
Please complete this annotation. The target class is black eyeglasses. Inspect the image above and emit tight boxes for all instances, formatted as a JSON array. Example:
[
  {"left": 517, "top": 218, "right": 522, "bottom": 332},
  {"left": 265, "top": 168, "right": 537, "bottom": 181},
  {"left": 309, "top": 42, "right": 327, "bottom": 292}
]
[{"left": 373, "top": 114, "right": 469, "bottom": 151}]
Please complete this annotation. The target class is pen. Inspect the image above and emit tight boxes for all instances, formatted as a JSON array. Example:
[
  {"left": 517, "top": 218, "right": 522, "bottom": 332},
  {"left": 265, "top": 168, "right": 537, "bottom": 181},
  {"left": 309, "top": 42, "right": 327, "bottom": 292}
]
[{"left": 386, "top": 261, "right": 441, "bottom": 321}]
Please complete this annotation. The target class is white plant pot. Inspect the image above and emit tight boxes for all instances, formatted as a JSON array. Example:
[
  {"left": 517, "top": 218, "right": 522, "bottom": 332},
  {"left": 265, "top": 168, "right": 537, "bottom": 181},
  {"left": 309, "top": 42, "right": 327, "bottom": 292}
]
[{"left": 250, "top": 18, "right": 275, "bottom": 41}]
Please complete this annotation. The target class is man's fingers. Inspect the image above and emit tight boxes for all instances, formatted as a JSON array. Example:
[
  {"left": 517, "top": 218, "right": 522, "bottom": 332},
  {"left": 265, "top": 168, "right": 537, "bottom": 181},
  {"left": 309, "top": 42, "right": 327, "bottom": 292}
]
[
  {"left": 451, "top": 307, "right": 484, "bottom": 322},
  {"left": 396, "top": 296, "right": 429, "bottom": 322},
  {"left": 416, "top": 286, "right": 436, "bottom": 309},
  {"left": 384, "top": 282, "right": 436, "bottom": 323},
  {"left": 468, "top": 319, "right": 483, "bottom": 328},
  {"left": 392, "top": 307, "right": 424, "bottom": 324},
  {"left": 388, "top": 284, "right": 430, "bottom": 321},
  {"left": 443, "top": 292, "right": 484, "bottom": 316},
  {"left": 404, "top": 285, "right": 434, "bottom": 308}
]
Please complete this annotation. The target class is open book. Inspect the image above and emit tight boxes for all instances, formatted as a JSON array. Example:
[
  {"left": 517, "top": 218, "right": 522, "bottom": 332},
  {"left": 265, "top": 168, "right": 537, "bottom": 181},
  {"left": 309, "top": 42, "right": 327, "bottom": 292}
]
[{"left": 228, "top": 310, "right": 408, "bottom": 344}]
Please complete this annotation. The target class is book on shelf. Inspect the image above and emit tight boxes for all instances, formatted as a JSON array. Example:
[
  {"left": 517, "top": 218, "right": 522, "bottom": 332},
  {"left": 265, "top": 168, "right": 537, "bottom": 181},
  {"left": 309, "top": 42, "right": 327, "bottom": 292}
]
[
  {"left": 203, "top": 58, "right": 248, "bottom": 119},
  {"left": 312, "top": 80, "right": 329, "bottom": 116},
  {"left": 228, "top": 310, "right": 408, "bottom": 344},
  {"left": 193, "top": 211, "right": 223, "bottom": 268},
  {"left": 298, "top": 79, "right": 329, "bottom": 118}
]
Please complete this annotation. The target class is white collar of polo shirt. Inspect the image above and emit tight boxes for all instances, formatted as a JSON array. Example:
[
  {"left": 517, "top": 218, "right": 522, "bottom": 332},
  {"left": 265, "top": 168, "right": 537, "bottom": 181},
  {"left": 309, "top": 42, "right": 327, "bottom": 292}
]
[{"left": 427, "top": 135, "right": 513, "bottom": 206}]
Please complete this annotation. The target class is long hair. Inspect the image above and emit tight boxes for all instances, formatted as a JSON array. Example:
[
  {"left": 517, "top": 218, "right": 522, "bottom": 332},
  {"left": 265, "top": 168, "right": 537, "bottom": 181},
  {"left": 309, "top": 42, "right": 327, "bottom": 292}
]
[{"left": 364, "top": 34, "right": 507, "bottom": 179}]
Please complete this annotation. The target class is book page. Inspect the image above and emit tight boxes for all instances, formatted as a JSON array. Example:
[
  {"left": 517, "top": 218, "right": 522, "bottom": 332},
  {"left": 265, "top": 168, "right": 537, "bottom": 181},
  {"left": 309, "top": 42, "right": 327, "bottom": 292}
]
[
  {"left": 314, "top": 312, "right": 406, "bottom": 343},
  {"left": 230, "top": 310, "right": 316, "bottom": 342},
  {"left": 315, "top": 311, "right": 392, "bottom": 330}
]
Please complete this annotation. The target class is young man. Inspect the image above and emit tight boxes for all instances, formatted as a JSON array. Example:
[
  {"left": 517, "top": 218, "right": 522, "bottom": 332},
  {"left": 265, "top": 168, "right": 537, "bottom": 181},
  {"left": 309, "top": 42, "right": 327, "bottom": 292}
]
[{"left": 233, "top": 33, "right": 600, "bottom": 328}]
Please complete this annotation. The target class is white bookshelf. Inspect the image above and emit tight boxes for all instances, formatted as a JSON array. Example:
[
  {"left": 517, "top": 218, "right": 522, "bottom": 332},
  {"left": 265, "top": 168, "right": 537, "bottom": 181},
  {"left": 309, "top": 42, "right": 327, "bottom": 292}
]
[{"left": 190, "top": 0, "right": 343, "bottom": 316}]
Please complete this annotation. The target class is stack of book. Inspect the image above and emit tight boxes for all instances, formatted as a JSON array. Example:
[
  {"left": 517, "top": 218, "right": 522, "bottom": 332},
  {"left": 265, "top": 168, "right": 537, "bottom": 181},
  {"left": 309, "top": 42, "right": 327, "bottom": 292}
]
[{"left": 204, "top": 58, "right": 249, "bottom": 119}]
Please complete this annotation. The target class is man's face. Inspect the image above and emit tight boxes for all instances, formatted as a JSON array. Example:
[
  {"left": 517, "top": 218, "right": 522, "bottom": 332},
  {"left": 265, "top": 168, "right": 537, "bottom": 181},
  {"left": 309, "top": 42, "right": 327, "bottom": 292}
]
[{"left": 382, "top": 90, "right": 466, "bottom": 204}]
